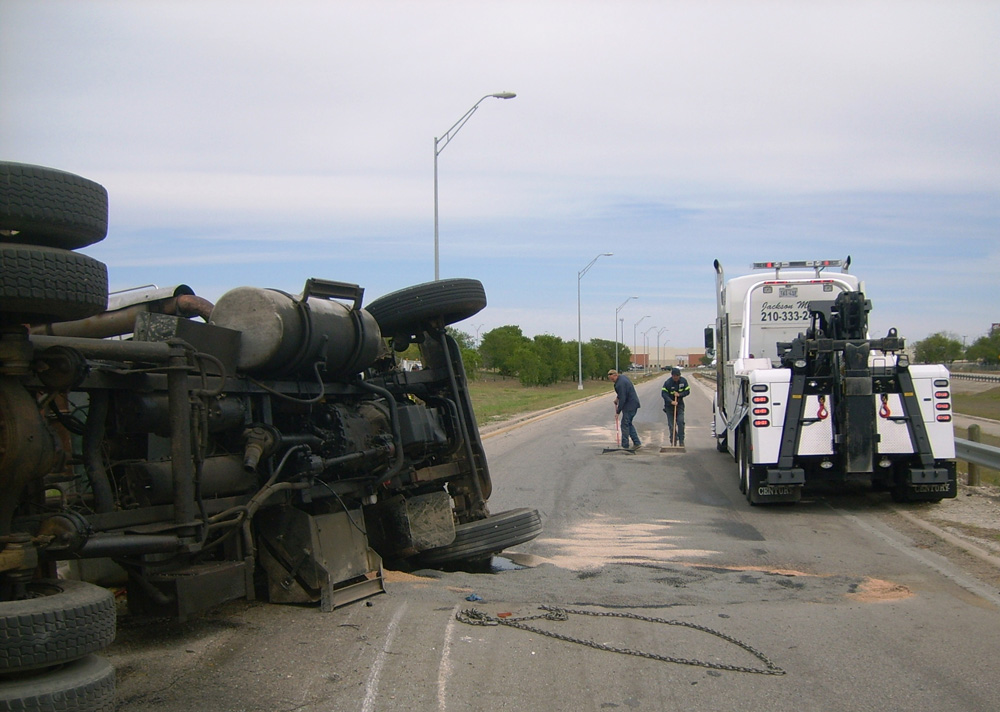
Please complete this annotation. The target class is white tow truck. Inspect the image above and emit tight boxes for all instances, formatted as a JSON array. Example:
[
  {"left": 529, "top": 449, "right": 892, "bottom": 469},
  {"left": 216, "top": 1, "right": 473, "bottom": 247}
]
[{"left": 709, "top": 259, "right": 957, "bottom": 505}]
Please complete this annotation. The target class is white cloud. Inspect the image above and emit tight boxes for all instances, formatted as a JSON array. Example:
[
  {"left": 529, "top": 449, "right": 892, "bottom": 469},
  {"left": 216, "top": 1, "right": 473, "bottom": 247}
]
[{"left": 2, "top": 0, "right": 998, "bottom": 347}]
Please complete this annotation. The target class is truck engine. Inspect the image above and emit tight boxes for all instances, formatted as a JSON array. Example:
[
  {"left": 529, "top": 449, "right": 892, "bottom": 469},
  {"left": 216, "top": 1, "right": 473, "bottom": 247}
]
[{"left": 0, "top": 162, "right": 541, "bottom": 710}]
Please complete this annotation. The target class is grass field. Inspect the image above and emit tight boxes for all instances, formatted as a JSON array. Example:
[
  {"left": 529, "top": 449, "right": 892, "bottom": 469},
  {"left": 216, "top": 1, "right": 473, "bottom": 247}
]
[
  {"left": 953, "top": 386, "right": 1000, "bottom": 421},
  {"left": 467, "top": 372, "right": 659, "bottom": 426}
]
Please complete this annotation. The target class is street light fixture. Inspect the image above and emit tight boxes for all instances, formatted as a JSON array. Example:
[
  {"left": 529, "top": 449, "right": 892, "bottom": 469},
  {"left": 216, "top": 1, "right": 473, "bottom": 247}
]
[
  {"left": 615, "top": 296, "right": 638, "bottom": 372},
  {"left": 434, "top": 92, "right": 516, "bottom": 281},
  {"left": 577, "top": 253, "right": 614, "bottom": 389},
  {"left": 633, "top": 316, "right": 650, "bottom": 369}
]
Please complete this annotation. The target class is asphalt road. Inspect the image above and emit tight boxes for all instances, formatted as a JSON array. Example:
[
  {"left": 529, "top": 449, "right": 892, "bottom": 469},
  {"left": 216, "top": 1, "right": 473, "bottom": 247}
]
[{"left": 108, "top": 376, "right": 1000, "bottom": 712}]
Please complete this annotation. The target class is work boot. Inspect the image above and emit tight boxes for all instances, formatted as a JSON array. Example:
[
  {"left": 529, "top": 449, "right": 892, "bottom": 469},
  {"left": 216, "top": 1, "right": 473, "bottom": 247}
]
[{"left": 632, "top": 442, "right": 642, "bottom": 450}]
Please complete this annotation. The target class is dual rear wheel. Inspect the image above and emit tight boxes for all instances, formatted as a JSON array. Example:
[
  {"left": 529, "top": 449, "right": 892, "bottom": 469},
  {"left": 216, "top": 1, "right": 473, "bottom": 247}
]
[{"left": 0, "top": 162, "right": 110, "bottom": 326}]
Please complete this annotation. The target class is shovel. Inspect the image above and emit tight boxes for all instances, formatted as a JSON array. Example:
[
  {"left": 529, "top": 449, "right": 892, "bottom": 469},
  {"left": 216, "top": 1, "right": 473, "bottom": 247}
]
[{"left": 661, "top": 399, "right": 685, "bottom": 453}]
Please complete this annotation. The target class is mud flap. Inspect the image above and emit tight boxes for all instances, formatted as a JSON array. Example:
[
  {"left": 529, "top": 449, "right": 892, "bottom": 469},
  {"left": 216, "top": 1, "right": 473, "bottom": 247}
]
[
  {"left": 747, "top": 468, "right": 804, "bottom": 504},
  {"left": 900, "top": 462, "right": 957, "bottom": 502}
]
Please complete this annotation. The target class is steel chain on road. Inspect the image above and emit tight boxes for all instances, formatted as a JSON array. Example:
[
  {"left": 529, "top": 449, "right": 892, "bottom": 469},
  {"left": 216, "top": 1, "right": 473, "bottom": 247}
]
[{"left": 457, "top": 606, "right": 786, "bottom": 676}]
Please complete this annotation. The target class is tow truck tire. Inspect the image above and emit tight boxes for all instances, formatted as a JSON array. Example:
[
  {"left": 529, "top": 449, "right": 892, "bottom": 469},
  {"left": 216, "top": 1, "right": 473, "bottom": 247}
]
[
  {"left": 0, "top": 162, "right": 109, "bottom": 250},
  {"left": 0, "top": 243, "right": 108, "bottom": 324},
  {"left": 741, "top": 429, "right": 764, "bottom": 505},
  {"left": 418, "top": 508, "right": 542, "bottom": 566},
  {"left": 0, "top": 579, "right": 116, "bottom": 673},
  {"left": 737, "top": 433, "right": 748, "bottom": 495},
  {"left": 366, "top": 278, "right": 487, "bottom": 335},
  {"left": 0, "top": 654, "right": 115, "bottom": 712}
]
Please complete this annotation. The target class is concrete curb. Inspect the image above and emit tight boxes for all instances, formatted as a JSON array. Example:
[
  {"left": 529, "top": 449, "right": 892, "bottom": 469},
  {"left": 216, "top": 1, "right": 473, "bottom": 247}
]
[{"left": 893, "top": 508, "right": 1000, "bottom": 571}]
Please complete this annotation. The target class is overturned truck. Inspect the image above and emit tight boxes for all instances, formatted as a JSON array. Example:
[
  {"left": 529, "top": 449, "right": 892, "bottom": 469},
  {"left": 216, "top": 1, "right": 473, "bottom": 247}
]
[{"left": 0, "top": 162, "right": 540, "bottom": 709}]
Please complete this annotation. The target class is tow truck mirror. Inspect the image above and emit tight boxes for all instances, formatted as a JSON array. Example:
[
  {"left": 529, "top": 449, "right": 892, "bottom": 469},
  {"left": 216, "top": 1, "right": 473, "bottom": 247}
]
[{"left": 704, "top": 326, "right": 714, "bottom": 350}]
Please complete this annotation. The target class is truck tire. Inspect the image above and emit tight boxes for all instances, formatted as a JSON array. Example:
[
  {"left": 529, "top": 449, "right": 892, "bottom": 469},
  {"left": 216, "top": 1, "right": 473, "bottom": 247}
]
[
  {"left": 0, "top": 162, "right": 109, "bottom": 250},
  {"left": 0, "top": 243, "right": 108, "bottom": 324},
  {"left": 365, "top": 279, "right": 486, "bottom": 335},
  {"left": 740, "top": 428, "right": 764, "bottom": 505},
  {"left": 0, "top": 655, "right": 115, "bottom": 712},
  {"left": 737, "top": 432, "right": 748, "bottom": 495},
  {"left": 418, "top": 508, "right": 541, "bottom": 566},
  {"left": 0, "top": 579, "right": 116, "bottom": 673}
]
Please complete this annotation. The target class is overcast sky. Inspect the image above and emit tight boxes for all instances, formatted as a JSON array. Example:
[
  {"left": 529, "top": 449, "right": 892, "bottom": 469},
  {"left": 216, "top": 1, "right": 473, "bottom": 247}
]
[{"left": 3, "top": 0, "right": 998, "bottom": 352}]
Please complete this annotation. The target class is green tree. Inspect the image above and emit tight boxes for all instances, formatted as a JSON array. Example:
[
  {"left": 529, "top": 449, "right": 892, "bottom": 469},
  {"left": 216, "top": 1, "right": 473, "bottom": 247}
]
[
  {"left": 585, "top": 338, "right": 616, "bottom": 378},
  {"left": 913, "top": 332, "right": 964, "bottom": 364},
  {"left": 459, "top": 347, "right": 481, "bottom": 379},
  {"left": 446, "top": 327, "right": 475, "bottom": 350},
  {"left": 527, "top": 334, "right": 566, "bottom": 385},
  {"left": 445, "top": 327, "right": 480, "bottom": 379},
  {"left": 480, "top": 325, "right": 530, "bottom": 377},
  {"left": 966, "top": 328, "right": 1000, "bottom": 366},
  {"left": 514, "top": 341, "right": 544, "bottom": 386}
]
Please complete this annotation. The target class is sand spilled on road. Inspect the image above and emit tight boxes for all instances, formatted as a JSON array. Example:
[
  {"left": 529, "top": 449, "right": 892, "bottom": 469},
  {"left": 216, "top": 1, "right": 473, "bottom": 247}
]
[
  {"left": 846, "top": 577, "right": 914, "bottom": 602},
  {"left": 531, "top": 513, "right": 719, "bottom": 569}
]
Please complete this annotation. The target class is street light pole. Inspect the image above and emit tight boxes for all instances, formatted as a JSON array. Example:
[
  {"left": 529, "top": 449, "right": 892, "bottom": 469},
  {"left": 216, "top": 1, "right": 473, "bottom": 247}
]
[
  {"left": 644, "top": 326, "right": 657, "bottom": 372},
  {"left": 633, "top": 316, "right": 650, "bottom": 370},
  {"left": 615, "top": 296, "right": 637, "bottom": 373},
  {"left": 619, "top": 318, "right": 625, "bottom": 366},
  {"left": 578, "top": 253, "right": 613, "bottom": 389},
  {"left": 656, "top": 327, "right": 668, "bottom": 370},
  {"left": 434, "top": 92, "right": 516, "bottom": 281}
]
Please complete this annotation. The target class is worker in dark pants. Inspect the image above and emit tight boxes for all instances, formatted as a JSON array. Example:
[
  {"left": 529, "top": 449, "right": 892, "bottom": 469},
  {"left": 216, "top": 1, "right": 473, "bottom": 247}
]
[
  {"left": 609, "top": 369, "right": 641, "bottom": 450},
  {"left": 662, "top": 367, "right": 690, "bottom": 446}
]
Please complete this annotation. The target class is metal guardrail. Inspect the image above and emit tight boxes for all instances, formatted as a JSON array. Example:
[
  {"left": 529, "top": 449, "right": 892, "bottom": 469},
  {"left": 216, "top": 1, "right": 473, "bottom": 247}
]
[
  {"left": 952, "top": 372, "right": 1000, "bottom": 384},
  {"left": 955, "top": 438, "right": 1000, "bottom": 471}
]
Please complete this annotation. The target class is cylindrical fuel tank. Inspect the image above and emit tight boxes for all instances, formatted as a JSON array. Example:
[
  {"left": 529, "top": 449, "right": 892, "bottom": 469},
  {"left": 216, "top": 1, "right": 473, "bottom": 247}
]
[
  {"left": 115, "top": 393, "right": 247, "bottom": 436},
  {"left": 209, "top": 287, "right": 381, "bottom": 378},
  {"left": 124, "top": 455, "right": 257, "bottom": 507}
]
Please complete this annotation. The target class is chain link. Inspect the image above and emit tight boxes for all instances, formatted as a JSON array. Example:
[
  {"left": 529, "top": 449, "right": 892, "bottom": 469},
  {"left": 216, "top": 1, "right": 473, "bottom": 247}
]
[{"left": 456, "top": 605, "right": 785, "bottom": 676}]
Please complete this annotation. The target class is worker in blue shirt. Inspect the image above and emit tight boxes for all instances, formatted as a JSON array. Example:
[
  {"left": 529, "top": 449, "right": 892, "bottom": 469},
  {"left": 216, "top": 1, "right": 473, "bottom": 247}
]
[
  {"left": 662, "top": 368, "right": 690, "bottom": 446},
  {"left": 609, "top": 369, "right": 642, "bottom": 450}
]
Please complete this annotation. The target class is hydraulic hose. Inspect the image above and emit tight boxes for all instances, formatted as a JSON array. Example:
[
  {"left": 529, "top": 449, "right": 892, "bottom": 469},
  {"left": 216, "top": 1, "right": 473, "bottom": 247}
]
[{"left": 82, "top": 390, "right": 115, "bottom": 513}]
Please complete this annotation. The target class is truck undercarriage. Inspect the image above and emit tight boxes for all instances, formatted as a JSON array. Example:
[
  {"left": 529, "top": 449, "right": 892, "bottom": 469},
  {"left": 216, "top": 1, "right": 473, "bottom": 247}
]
[{"left": 0, "top": 162, "right": 541, "bottom": 710}]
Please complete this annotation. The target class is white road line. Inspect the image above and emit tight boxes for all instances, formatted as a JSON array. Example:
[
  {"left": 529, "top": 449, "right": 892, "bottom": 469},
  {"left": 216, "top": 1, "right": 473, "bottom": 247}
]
[
  {"left": 360, "top": 601, "right": 408, "bottom": 712},
  {"left": 436, "top": 604, "right": 461, "bottom": 712}
]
